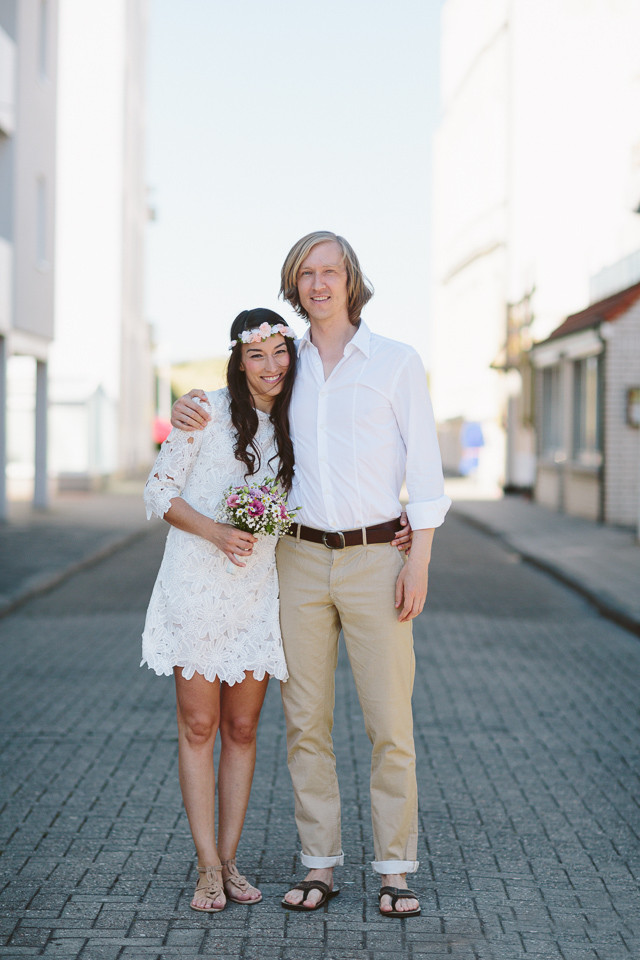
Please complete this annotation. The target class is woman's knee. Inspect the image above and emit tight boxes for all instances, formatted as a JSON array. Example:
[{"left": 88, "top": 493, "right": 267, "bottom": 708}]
[
  {"left": 221, "top": 713, "right": 259, "bottom": 747},
  {"left": 178, "top": 711, "right": 219, "bottom": 747}
]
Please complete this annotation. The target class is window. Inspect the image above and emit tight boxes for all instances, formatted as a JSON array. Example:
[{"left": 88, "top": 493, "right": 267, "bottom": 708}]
[
  {"left": 573, "top": 355, "right": 602, "bottom": 466},
  {"left": 540, "top": 364, "right": 562, "bottom": 457}
]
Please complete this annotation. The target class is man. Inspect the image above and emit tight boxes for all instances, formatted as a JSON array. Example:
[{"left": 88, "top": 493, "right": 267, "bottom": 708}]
[{"left": 171, "top": 231, "right": 450, "bottom": 916}]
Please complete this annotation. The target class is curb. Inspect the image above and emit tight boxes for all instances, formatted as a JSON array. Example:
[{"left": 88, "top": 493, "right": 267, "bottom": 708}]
[
  {"left": 454, "top": 509, "right": 640, "bottom": 639},
  {"left": 0, "top": 526, "right": 152, "bottom": 620}
]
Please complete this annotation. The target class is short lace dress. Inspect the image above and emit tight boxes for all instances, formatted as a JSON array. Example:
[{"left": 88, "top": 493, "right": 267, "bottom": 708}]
[{"left": 141, "top": 388, "right": 288, "bottom": 685}]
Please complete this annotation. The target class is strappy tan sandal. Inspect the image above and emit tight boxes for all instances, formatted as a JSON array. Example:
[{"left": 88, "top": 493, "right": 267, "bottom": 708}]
[
  {"left": 191, "top": 864, "right": 226, "bottom": 913},
  {"left": 220, "top": 858, "right": 262, "bottom": 904}
]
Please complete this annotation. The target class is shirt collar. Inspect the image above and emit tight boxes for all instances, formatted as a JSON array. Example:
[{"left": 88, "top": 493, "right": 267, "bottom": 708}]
[{"left": 297, "top": 319, "right": 371, "bottom": 359}]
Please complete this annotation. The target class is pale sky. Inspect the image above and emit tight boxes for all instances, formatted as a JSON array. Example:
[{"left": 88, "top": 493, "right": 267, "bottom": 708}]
[{"left": 145, "top": 0, "right": 443, "bottom": 365}]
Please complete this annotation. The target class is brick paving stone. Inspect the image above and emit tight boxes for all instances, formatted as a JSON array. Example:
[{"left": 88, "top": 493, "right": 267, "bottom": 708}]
[
  {"left": 0, "top": 950, "right": 42, "bottom": 957},
  {"left": 78, "top": 947, "right": 123, "bottom": 960},
  {"left": 5, "top": 932, "right": 48, "bottom": 950},
  {"left": 1, "top": 517, "right": 639, "bottom": 958},
  {"left": 40, "top": 940, "right": 87, "bottom": 955}
]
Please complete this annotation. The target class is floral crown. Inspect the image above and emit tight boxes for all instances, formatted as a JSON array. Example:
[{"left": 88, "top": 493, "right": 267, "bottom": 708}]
[{"left": 229, "top": 322, "right": 297, "bottom": 350}]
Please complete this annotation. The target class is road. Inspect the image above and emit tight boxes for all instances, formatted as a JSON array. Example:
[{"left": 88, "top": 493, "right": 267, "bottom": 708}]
[{"left": 0, "top": 513, "right": 638, "bottom": 959}]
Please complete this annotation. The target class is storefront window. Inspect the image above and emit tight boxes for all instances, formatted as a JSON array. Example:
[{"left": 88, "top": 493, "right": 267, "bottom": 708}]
[
  {"left": 540, "top": 365, "right": 562, "bottom": 457},
  {"left": 573, "top": 355, "right": 602, "bottom": 466}
]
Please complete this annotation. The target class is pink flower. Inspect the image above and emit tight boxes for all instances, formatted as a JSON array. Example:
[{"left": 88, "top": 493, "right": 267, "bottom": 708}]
[
  {"left": 258, "top": 321, "right": 273, "bottom": 338},
  {"left": 280, "top": 504, "right": 288, "bottom": 519},
  {"left": 226, "top": 494, "right": 240, "bottom": 507},
  {"left": 248, "top": 498, "right": 265, "bottom": 517}
]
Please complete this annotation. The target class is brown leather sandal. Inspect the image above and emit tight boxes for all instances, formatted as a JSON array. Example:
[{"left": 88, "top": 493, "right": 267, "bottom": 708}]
[
  {"left": 281, "top": 879, "right": 340, "bottom": 911},
  {"left": 191, "top": 864, "right": 226, "bottom": 912},
  {"left": 220, "top": 858, "right": 262, "bottom": 904},
  {"left": 378, "top": 885, "right": 421, "bottom": 917}
]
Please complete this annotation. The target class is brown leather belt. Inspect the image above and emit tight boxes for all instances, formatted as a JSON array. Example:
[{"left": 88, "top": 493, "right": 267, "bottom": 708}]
[{"left": 286, "top": 518, "right": 400, "bottom": 550}]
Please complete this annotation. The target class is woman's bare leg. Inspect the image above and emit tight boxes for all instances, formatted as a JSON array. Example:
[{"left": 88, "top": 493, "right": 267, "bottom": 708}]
[
  {"left": 217, "top": 671, "right": 269, "bottom": 901},
  {"left": 174, "top": 667, "right": 225, "bottom": 910}
]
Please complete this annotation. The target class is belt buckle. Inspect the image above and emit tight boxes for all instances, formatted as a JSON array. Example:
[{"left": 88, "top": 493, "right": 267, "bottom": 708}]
[{"left": 322, "top": 530, "right": 345, "bottom": 550}]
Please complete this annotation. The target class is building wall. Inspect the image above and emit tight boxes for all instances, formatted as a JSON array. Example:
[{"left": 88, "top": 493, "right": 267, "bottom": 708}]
[
  {"left": 508, "top": 0, "right": 640, "bottom": 335},
  {"left": 433, "top": 0, "right": 640, "bottom": 490},
  {"left": 432, "top": 0, "right": 509, "bottom": 484},
  {"left": 13, "top": 0, "right": 57, "bottom": 346},
  {"left": 564, "top": 469, "right": 600, "bottom": 523},
  {"left": 118, "top": 0, "right": 153, "bottom": 475},
  {"left": 0, "top": 0, "right": 58, "bottom": 511},
  {"left": 534, "top": 463, "right": 561, "bottom": 512},
  {"left": 50, "top": 0, "right": 152, "bottom": 483},
  {"left": 0, "top": 0, "right": 57, "bottom": 351},
  {"left": 532, "top": 327, "right": 605, "bottom": 522},
  {"left": 604, "top": 302, "right": 640, "bottom": 527}
]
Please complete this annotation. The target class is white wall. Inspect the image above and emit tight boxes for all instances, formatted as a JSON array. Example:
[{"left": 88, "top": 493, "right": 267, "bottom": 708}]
[
  {"left": 0, "top": 22, "right": 16, "bottom": 135},
  {"left": 13, "top": 0, "right": 57, "bottom": 344},
  {"left": 508, "top": 0, "right": 640, "bottom": 338},
  {"left": 13, "top": 0, "right": 57, "bottom": 341},
  {"left": 432, "top": 0, "right": 509, "bottom": 482},
  {"left": 604, "top": 302, "right": 640, "bottom": 527},
  {"left": 51, "top": 0, "right": 152, "bottom": 480},
  {"left": 52, "top": 0, "right": 125, "bottom": 405},
  {"left": 432, "top": 0, "right": 640, "bottom": 487}
]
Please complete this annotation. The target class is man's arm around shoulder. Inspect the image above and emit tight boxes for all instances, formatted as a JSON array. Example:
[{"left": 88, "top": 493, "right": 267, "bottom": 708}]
[{"left": 171, "top": 389, "right": 211, "bottom": 430}]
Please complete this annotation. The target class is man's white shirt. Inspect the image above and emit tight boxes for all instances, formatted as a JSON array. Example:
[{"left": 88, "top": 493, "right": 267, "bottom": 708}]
[{"left": 287, "top": 321, "right": 451, "bottom": 532}]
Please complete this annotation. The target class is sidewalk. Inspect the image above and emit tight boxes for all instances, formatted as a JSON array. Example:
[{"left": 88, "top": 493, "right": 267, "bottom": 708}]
[
  {"left": 0, "top": 480, "right": 153, "bottom": 618},
  {"left": 445, "top": 476, "right": 640, "bottom": 636},
  {"left": 2, "top": 477, "right": 640, "bottom": 636}
]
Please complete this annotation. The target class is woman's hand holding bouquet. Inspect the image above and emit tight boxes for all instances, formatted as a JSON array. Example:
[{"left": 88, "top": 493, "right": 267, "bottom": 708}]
[{"left": 216, "top": 478, "right": 299, "bottom": 571}]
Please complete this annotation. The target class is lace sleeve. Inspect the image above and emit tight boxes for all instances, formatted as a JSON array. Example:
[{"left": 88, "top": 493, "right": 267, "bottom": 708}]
[{"left": 143, "top": 400, "right": 209, "bottom": 520}]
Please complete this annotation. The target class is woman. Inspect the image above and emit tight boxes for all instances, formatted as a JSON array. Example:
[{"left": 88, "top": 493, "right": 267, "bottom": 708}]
[{"left": 141, "top": 308, "right": 297, "bottom": 912}]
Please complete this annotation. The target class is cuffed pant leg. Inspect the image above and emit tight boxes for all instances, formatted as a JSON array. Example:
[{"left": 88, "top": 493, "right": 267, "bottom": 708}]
[
  {"left": 276, "top": 537, "right": 344, "bottom": 862},
  {"left": 333, "top": 544, "right": 419, "bottom": 871}
]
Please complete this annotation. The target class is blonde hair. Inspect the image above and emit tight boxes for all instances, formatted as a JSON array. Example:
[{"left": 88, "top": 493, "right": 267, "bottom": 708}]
[{"left": 279, "top": 230, "right": 373, "bottom": 326}]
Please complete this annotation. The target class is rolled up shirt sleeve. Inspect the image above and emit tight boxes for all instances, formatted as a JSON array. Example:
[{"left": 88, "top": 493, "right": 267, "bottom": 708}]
[{"left": 392, "top": 350, "right": 451, "bottom": 530}]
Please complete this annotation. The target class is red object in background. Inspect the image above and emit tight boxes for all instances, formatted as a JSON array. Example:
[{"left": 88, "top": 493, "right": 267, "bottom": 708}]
[{"left": 153, "top": 416, "right": 172, "bottom": 445}]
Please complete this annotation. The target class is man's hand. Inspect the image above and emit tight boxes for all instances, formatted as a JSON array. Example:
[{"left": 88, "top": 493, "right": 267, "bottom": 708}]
[
  {"left": 394, "top": 528, "right": 435, "bottom": 622},
  {"left": 391, "top": 512, "right": 413, "bottom": 554},
  {"left": 395, "top": 560, "right": 429, "bottom": 622},
  {"left": 171, "top": 389, "right": 210, "bottom": 430}
]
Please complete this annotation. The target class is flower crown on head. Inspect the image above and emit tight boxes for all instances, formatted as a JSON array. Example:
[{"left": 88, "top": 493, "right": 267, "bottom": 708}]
[{"left": 229, "top": 321, "right": 297, "bottom": 350}]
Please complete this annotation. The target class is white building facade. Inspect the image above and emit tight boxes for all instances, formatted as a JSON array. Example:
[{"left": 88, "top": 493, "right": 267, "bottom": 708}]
[
  {"left": 432, "top": 0, "right": 640, "bottom": 491},
  {"left": 0, "top": 0, "right": 58, "bottom": 517},
  {"left": 531, "top": 282, "right": 640, "bottom": 531},
  {"left": 50, "top": 0, "right": 153, "bottom": 489}
]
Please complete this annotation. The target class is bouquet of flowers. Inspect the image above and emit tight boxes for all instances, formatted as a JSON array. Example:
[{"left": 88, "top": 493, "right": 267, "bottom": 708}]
[{"left": 216, "top": 477, "right": 299, "bottom": 538}]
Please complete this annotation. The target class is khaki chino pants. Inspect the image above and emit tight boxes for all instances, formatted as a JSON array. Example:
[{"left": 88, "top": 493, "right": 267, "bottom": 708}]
[{"left": 276, "top": 533, "right": 419, "bottom": 874}]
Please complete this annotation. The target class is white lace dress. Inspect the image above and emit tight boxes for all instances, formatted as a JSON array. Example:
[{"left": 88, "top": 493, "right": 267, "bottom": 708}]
[{"left": 141, "top": 388, "right": 288, "bottom": 685}]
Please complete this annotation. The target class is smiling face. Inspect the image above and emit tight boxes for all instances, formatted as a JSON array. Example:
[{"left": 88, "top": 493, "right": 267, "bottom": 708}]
[
  {"left": 296, "top": 240, "right": 349, "bottom": 326},
  {"left": 239, "top": 333, "right": 291, "bottom": 412}
]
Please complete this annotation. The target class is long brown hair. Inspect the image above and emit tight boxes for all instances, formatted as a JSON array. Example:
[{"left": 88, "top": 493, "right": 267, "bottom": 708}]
[{"left": 226, "top": 308, "right": 296, "bottom": 490}]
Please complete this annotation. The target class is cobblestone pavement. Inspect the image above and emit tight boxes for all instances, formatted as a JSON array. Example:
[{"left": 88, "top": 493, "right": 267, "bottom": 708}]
[
  {"left": 448, "top": 487, "right": 640, "bottom": 636},
  {"left": 0, "top": 514, "right": 638, "bottom": 959},
  {"left": 0, "top": 488, "right": 148, "bottom": 617}
]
